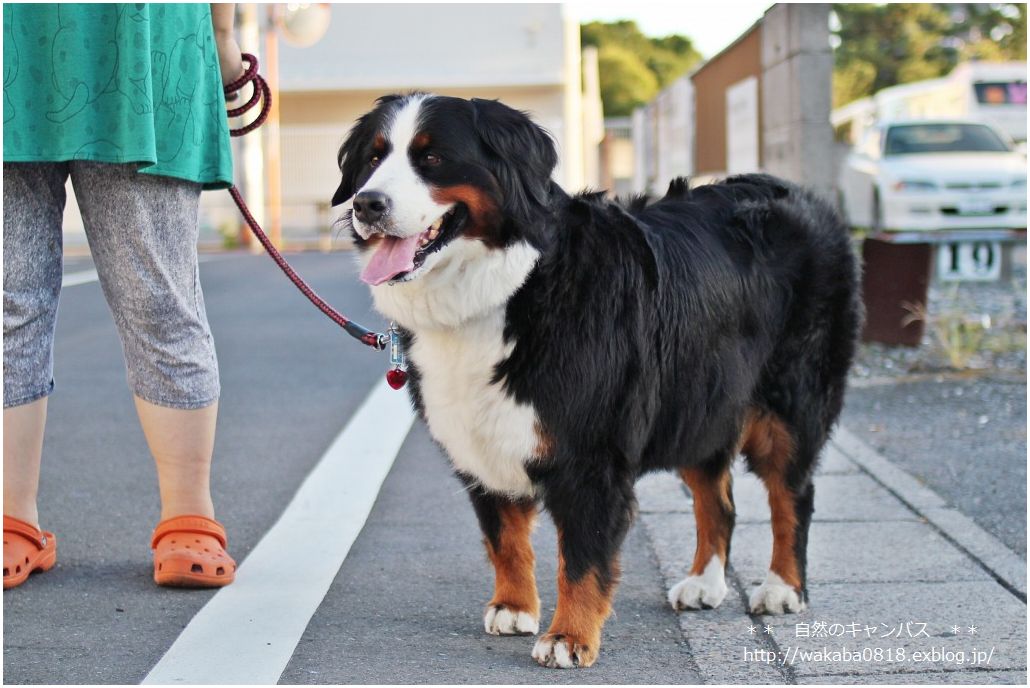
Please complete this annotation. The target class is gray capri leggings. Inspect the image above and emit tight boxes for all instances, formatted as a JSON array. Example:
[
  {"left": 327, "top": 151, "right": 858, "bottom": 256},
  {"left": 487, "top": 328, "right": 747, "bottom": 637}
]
[{"left": 3, "top": 161, "right": 220, "bottom": 409}]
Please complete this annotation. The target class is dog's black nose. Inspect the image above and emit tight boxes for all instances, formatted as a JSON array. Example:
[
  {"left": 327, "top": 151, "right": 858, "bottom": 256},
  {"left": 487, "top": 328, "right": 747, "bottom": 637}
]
[{"left": 353, "top": 190, "right": 390, "bottom": 225}]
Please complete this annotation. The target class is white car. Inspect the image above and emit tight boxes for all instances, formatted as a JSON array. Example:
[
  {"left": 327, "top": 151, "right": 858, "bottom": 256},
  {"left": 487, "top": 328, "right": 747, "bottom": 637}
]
[{"left": 838, "top": 120, "right": 1027, "bottom": 232}]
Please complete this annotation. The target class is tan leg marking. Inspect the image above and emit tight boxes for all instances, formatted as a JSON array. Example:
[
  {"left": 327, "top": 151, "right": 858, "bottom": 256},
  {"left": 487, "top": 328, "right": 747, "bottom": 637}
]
[
  {"left": 681, "top": 466, "right": 733, "bottom": 573},
  {"left": 485, "top": 500, "right": 539, "bottom": 615},
  {"left": 741, "top": 411, "right": 800, "bottom": 589},
  {"left": 532, "top": 535, "right": 615, "bottom": 668},
  {"left": 668, "top": 465, "right": 734, "bottom": 611}
]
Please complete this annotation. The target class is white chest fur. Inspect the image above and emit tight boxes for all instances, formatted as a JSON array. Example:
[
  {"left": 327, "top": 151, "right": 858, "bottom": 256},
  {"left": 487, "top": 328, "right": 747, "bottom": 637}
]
[
  {"left": 367, "top": 237, "right": 542, "bottom": 496},
  {"left": 409, "top": 311, "right": 541, "bottom": 497}
]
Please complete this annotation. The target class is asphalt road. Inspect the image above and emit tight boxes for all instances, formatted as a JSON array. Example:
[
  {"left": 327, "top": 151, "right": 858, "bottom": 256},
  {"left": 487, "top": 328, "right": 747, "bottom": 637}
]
[
  {"left": 4, "top": 252, "right": 1025, "bottom": 684},
  {"left": 3, "top": 252, "right": 697, "bottom": 684},
  {"left": 4, "top": 253, "right": 388, "bottom": 683}
]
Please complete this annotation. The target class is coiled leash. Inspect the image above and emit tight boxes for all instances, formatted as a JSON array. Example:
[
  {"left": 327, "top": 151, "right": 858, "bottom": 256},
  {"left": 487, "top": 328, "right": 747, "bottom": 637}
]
[{"left": 224, "top": 54, "right": 408, "bottom": 389}]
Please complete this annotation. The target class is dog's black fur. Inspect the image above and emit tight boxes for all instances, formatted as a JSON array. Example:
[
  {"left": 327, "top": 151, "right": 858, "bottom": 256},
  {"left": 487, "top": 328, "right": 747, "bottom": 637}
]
[
  {"left": 334, "top": 94, "right": 862, "bottom": 667},
  {"left": 505, "top": 173, "right": 860, "bottom": 579}
]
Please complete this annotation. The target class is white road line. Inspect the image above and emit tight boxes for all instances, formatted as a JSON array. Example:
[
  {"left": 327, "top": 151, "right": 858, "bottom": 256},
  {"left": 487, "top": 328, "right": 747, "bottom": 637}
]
[
  {"left": 143, "top": 379, "right": 416, "bottom": 685},
  {"left": 60, "top": 255, "right": 227, "bottom": 288},
  {"left": 62, "top": 269, "right": 99, "bottom": 287}
]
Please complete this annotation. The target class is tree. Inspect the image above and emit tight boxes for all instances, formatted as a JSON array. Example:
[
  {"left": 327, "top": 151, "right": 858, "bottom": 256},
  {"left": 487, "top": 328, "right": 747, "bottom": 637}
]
[
  {"left": 832, "top": 3, "right": 1028, "bottom": 108},
  {"left": 596, "top": 45, "right": 660, "bottom": 117},
  {"left": 581, "top": 21, "right": 702, "bottom": 116}
]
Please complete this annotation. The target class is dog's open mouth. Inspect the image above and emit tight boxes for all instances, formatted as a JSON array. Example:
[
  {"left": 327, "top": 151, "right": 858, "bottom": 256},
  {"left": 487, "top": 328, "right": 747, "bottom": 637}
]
[{"left": 359, "top": 205, "right": 466, "bottom": 286}]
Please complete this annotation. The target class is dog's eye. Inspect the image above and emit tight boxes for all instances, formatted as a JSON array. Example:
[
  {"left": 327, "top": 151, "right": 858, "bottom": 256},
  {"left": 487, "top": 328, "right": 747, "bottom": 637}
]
[
  {"left": 369, "top": 155, "right": 381, "bottom": 168},
  {"left": 422, "top": 152, "right": 441, "bottom": 166}
]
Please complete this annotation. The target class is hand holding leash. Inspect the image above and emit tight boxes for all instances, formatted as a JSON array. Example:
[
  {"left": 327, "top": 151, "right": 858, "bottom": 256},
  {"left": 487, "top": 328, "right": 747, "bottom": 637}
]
[{"left": 224, "top": 54, "right": 272, "bottom": 137}]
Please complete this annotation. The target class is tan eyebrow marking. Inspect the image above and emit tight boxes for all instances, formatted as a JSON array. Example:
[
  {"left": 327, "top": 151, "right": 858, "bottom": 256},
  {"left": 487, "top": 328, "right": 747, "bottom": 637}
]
[{"left": 412, "top": 132, "right": 431, "bottom": 150}]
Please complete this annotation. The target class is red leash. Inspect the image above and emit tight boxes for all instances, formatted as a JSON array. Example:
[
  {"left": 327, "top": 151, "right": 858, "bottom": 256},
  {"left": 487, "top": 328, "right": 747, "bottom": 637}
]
[{"left": 225, "top": 54, "right": 409, "bottom": 387}]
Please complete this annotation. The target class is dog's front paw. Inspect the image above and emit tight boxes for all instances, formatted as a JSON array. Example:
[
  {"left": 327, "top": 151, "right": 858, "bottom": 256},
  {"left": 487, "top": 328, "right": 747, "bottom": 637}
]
[
  {"left": 531, "top": 632, "right": 598, "bottom": 668},
  {"left": 749, "top": 573, "right": 805, "bottom": 615},
  {"left": 668, "top": 572, "right": 728, "bottom": 610},
  {"left": 668, "top": 556, "right": 727, "bottom": 610},
  {"left": 484, "top": 604, "right": 539, "bottom": 636}
]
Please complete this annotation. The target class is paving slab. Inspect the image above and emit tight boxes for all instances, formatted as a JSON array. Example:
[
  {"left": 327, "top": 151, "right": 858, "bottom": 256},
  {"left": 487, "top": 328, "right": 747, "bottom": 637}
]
[
  {"left": 641, "top": 510, "right": 787, "bottom": 684},
  {"left": 732, "top": 472, "right": 917, "bottom": 524},
  {"left": 733, "top": 521, "right": 992, "bottom": 587},
  {"left": 832, "top": 428, "right": 948, "bottom": 511},
  {"left": 636, "top": 472, "right": 692, "bottom": 514},
  {"left": 919, "top": 506, "right": 1028, "bottom": 598},
  {"left": 636, "top": 425, "right": 1026, "bottom": 685},
  {"left": 760, "top": 581, "right": 1027, "bottom": 676},
  {"left": 815, "top": 443, "right": 861, "bottom": 475}
]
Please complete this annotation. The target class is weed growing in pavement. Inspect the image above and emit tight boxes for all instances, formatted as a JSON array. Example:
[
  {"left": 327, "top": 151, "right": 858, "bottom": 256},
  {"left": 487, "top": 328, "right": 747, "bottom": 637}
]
[{"left": 902, "top": 283, "right": 1027, "bottom": 370}]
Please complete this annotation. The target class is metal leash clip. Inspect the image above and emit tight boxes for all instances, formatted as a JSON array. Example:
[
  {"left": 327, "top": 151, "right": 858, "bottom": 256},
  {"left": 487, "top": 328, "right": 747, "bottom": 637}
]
[{"left": 385, "top": 323, "right": 408, "bottom": 389}]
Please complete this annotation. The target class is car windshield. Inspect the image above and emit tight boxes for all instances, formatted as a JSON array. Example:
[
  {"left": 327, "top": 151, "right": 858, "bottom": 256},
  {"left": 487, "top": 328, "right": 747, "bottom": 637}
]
[{"left": 884, "top": 124, "right": 1012, "bottom": 155}]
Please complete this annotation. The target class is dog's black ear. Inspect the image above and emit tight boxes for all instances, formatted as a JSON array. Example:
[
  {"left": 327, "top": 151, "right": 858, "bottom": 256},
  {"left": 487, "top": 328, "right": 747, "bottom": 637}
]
[
  {"left": 330, "top": 178, "right": 351, "bottom": 208},
  {"left": 332, "top": 119, "right": 367, "bottom": 207},
  {"left": 470, "top": 98, "right": 557, "bottom": 227},
  {"left": 332, "top": 95, "right": 404, "bottom": 207}
]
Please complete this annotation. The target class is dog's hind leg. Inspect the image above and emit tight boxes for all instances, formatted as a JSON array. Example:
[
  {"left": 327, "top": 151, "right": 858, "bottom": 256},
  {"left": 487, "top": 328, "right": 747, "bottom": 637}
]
[
  {"left": 668, "top": 457, "right": 735, "bottom": 611},
  {"left": 464, "top": 481, "right": 541, "bottom": 636},
  {"left": 741, "top": 410, "right": 812, "bottom": 615}
]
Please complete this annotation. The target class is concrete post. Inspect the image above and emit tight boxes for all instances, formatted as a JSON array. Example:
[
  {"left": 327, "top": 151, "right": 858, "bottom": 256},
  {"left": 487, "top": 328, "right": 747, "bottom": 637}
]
[{"left": 760, "top": 4, "right": 834, "bottom": 201}]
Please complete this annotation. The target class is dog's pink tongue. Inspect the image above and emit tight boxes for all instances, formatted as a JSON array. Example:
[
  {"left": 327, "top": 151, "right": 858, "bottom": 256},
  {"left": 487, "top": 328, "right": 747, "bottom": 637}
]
[{"left": 360, "top": 235, "right": 421, "bottom": 285}]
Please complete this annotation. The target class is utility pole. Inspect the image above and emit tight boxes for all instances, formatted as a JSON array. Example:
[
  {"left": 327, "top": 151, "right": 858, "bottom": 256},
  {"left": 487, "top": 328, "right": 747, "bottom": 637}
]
[{"left": 264, "top": 4, "right": 283, "bottom": 249}]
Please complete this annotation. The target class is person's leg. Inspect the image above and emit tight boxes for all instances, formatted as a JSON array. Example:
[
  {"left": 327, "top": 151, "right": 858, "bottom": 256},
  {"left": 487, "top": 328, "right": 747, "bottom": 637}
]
[
  {"left": 3, "top": 162, "right": 68, "bottom": 587},
  {"left": 133, "top": 397, "right": 217, "bottom": 520},
  {"left": 69, "top": 162, "right": 224, "bottom": 522},
  {"left": 3, "top": 163, "right": 69, "bottom": 528},
  {"left": 71, "top": 161, "right": 231, "bottom": 586},
  {"left": 3, "top": 398, "right": 49, "bottom": 527}
]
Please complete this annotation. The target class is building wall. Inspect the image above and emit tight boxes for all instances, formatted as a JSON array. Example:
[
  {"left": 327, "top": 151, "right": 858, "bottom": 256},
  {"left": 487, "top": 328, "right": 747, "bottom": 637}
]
[
  {"left": 276, "top": 4, "right": 567, "bottom": 92},
  {"left": 273, "top": 86, "right": 570, "bottom": 231},
  {"left": 692, "top": 25, "right": 762, "bottom": 177},
  {"left": 653, "top": 78, "right": 694, "bottom": 193},
  {"left": 198, "top": 3, "right": 598, "bottom": 243}
]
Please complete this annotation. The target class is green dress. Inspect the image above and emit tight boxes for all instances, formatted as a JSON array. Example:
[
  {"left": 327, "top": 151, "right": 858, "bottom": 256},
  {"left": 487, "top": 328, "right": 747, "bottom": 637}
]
[{"left": 3, "top": 3, "right": 233, "bottom": 190}]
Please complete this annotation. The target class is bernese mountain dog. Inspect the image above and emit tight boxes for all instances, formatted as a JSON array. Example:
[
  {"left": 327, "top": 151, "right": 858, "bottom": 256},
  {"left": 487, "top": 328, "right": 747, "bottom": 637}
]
[{"left": 331, "top": 93, "right": 862, "bottom": 669}]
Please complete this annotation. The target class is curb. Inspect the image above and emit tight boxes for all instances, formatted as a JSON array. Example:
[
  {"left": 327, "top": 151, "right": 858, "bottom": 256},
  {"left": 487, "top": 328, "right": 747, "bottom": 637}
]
[{"left": 831, "top": 426, "right": 1027, "bottom": 600}]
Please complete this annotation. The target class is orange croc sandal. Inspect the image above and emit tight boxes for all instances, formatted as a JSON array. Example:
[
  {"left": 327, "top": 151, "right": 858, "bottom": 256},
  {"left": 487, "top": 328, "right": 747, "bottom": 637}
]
[
  {"left": 151, "top": 515, "right": 236, "bottom": 588},
  {"left": 3, "top": 515, "right": 57, "bottom": 590}
]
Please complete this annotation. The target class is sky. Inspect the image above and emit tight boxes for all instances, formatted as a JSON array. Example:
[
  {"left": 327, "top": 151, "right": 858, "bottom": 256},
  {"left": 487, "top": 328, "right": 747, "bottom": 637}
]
[{"left": 565, "top": 0, "right": 774, "bottom": 58}]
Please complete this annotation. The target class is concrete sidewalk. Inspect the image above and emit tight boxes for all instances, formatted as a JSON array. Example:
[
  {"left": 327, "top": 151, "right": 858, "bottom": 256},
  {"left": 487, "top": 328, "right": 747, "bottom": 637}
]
[{"left": 636, "top": 429, "right": 1028, "bottom": 685}]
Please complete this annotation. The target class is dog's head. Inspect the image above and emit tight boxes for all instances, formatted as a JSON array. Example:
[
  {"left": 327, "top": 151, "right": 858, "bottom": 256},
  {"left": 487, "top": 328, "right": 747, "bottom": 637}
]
[{"left": 332, "top": 94, "right": 557, "bottom": 290}]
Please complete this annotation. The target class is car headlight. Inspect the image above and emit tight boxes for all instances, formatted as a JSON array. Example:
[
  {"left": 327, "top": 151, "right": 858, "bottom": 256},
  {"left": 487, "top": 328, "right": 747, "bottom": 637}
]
[{"left": 892, "top": 180, "right": 938, "bottom": 192}]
